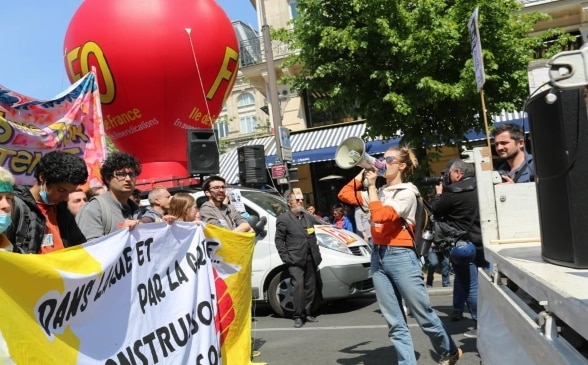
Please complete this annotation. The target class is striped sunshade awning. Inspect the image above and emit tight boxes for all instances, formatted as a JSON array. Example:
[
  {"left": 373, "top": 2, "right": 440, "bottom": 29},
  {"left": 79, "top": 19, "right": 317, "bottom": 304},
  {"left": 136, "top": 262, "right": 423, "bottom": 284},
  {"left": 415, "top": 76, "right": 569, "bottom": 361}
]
[{"left": 219, "top": 122, "right": 398, "bottom": 183}]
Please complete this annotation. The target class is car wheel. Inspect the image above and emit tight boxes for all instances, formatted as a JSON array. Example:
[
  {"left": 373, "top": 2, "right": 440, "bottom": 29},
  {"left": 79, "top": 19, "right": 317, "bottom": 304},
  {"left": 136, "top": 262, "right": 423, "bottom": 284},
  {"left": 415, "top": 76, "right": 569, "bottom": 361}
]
[
  {"left": 268, "top": 271, "right": 295, "bottom": 318},
  {"left": 267, "top": 270, "right": 324, "bottom": 318}
]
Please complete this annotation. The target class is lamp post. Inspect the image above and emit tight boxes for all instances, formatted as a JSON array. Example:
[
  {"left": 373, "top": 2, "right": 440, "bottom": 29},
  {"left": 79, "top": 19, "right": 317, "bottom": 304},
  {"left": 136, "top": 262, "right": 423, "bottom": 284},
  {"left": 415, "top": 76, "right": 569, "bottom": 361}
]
[{"left": 258, "top": 0, "right": 291, "bottom": 192}]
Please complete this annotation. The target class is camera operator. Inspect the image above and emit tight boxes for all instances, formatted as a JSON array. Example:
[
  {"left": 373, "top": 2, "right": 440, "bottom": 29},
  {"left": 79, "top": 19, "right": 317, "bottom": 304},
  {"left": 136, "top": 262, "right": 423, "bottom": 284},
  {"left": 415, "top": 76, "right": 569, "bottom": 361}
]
[{"left": 432, "top": 159, "right": 487, "bottom": 338}]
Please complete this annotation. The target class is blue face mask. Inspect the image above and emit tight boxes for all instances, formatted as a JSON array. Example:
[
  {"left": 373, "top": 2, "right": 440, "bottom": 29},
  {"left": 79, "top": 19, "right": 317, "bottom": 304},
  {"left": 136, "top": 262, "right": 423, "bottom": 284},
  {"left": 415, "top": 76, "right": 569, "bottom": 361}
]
[
  {"left": 0, "top": 212, "right": 12, "bottom": 233},
  {"left": 40, "top": 187, "right": 55, "bottom": 205}
]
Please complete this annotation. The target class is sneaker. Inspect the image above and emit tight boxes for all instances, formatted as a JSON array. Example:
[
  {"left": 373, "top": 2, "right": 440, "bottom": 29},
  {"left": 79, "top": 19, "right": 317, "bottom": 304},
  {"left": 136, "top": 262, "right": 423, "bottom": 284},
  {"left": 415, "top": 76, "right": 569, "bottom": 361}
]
[
  {"left": 293, "top": 318, "right": 303, "bottom": 328},
  {"left": 251, "top": 350, "right": 261, "bottom": 358},
  {"left": 305, "top": 315, "right": 319, "bottom": 323},
  {"left": 450, "top": 312, "right": 463, "bottom": 321},
  {"left": 464, "top": 328, "right": 477, "bottom": 338},
  {"left": 438, "top": 348, "right": 462, "bottom": 365}
]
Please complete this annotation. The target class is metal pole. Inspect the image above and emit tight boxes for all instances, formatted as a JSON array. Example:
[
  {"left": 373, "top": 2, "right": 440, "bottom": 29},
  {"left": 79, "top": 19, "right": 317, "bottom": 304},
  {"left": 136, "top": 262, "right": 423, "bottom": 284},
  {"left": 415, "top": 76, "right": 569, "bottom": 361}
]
[{"left": 258, "top": 0, "right": 290, "bottom": 192}]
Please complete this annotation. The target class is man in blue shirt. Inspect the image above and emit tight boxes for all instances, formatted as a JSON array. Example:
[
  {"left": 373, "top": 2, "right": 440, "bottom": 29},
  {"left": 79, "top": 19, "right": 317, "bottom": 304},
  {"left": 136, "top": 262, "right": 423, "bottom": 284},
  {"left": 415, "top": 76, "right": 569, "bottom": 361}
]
[{"left": 492, "top": 123, "right": 534, "bottom": 183}]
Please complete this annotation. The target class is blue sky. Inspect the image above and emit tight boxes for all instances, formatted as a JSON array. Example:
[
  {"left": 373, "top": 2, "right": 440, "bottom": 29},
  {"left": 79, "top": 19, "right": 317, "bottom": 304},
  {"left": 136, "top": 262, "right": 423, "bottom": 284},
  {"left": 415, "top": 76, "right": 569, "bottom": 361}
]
[{"left": 0, "top": 0, "right": 257, "bottom": 100}]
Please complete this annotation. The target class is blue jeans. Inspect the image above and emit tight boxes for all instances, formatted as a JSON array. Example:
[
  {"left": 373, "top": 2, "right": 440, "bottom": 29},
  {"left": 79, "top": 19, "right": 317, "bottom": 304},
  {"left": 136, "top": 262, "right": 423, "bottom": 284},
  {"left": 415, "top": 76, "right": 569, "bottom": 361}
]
[
  {"left": 452, "top": 261, "right": 478, "bottom": 321},
  {"left": 426, "top": 250, "right": 451, "bottom": 287},
  {"left": 371, "top": 246, "right": 458, "bottom": 365}
]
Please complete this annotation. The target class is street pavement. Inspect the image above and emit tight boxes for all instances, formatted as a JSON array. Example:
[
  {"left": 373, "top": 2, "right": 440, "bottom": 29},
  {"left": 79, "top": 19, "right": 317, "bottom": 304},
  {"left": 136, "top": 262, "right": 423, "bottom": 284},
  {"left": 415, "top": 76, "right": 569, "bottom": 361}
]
[{"left": 250, "top": 273, "right": 482, "bottom": 365}]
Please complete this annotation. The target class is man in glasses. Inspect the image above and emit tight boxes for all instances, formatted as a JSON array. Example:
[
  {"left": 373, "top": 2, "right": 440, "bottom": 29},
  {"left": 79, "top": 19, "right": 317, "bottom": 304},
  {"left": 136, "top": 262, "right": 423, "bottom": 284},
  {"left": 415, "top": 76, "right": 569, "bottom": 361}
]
[
  {"left": 199, "top": 175, "right": 252, "bottom": 233},
  {"left": 275, "top": 190, "right": 323, "bottom": 328},
  {"left": 76, "top": 152, "right": 143, "bottom": 240},
  {"left": 7, "top": 151, "right": 88, "bottom": 253}
]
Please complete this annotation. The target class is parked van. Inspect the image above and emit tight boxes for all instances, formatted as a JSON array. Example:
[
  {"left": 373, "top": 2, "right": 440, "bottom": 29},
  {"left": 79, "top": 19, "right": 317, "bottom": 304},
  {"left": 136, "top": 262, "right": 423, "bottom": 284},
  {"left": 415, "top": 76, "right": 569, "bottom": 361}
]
[{"left": 189, "top": 186, "right": 373, "bottom": 317}]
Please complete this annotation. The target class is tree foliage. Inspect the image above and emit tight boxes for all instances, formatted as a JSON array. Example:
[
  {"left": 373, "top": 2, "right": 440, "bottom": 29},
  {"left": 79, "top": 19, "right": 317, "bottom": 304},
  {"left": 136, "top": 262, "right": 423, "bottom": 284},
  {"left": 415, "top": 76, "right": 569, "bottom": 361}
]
[{"left": 278, "top": 0, "right": 573, "bottom": 147}]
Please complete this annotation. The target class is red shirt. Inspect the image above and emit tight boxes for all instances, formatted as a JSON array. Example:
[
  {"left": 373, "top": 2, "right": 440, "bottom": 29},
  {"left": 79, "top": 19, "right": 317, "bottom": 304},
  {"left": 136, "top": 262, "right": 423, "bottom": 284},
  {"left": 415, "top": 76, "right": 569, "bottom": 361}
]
[{"left": 37, "top": 203, "right": 65, "bottom": 254}]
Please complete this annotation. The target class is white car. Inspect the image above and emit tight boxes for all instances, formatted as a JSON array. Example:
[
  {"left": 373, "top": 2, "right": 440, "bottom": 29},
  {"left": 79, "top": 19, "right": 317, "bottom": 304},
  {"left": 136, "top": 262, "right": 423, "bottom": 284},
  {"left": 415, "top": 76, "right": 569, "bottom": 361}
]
[{"left": 189, "top": 187, "right": 373, "bottom": 317}]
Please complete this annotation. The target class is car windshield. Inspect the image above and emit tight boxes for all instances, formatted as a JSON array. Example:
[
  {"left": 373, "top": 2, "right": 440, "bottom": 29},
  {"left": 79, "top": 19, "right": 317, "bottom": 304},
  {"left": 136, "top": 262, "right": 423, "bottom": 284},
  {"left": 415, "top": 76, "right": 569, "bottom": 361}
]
[
  {"left": 240, "top": 190, "right": 326, "bottom": 224},
  {"left": 240, "top": 190, "right": 288, "bottom": 217}
]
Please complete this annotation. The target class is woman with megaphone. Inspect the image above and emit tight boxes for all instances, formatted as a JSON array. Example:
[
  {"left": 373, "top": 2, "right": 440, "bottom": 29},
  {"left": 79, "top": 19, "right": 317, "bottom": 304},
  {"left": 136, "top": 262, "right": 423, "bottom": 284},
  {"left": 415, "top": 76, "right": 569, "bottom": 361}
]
[{"left": 338, "top": 145, "right": 462, "bottom": 365}]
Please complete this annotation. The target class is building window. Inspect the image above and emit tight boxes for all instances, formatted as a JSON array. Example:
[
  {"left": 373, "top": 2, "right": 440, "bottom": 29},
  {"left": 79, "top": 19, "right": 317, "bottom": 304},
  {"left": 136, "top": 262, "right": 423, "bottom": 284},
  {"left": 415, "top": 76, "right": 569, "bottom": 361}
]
[
  {"left": 288, "top": 0, "right": 299, "bottom": 19},
  {"left": 240, "top": 116, "right": 258, "bottom": 134},
  {"left": 237, "top": 93, "right": 255, "bottom": 107},
  {"left": 214, "top": 119, "right": 229, "bottom": 138}
]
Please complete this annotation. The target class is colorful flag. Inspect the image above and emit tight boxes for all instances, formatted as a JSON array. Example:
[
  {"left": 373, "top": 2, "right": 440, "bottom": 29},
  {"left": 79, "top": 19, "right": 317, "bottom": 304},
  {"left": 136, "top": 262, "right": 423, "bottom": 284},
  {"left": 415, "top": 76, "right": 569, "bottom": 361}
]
[{"left": 0, "top": 71, "right": 106, "bottom": 187}]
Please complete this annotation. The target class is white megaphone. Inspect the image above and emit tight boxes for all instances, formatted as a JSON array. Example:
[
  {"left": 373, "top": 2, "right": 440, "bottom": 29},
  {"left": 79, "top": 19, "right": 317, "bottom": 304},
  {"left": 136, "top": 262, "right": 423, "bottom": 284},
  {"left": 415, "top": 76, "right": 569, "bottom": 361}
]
[{"left": 335, "top": 137, "right": 386, "bottom": 174}]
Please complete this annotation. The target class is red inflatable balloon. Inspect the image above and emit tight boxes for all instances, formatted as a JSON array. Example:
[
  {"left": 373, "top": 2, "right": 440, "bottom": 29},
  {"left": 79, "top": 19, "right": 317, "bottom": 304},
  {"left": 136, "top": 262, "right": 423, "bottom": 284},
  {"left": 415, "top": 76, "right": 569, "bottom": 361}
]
[{"left": 64, "top": 0, "right": 238, "bottom": 181}]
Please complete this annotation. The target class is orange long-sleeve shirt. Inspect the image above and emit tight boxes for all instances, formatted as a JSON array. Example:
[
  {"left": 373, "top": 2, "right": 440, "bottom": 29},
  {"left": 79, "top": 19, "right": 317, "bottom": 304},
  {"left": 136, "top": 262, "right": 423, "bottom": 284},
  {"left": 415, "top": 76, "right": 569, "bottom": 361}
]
[{"left": 338, "top": 178, "right": 414, "bottom": 248}]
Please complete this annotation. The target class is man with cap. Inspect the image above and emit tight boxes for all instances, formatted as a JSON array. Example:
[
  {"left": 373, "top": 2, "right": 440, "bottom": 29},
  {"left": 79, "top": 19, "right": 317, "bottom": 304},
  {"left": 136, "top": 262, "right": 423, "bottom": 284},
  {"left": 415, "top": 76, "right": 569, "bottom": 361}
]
[{"left": 432, "top": 158, "right": 487, "bottom": 338}]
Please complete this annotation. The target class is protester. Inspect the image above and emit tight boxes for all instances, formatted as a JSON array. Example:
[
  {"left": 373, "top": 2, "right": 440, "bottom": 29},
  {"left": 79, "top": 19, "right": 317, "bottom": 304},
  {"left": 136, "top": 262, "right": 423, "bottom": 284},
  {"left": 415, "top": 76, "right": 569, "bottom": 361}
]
[
  {"left": 85, "top": 185, "right": 106, "bottom": 200},
  {"left": 426, "top": 247, "right": 451, "bottom": 288},
  {"left": 7, "top": 151, "right": 88, "bottom": 254},
  {"left": 275, "top": 190, "right": 323, "bottom": 328},
  {"left": 492, "top": 123, "right": 534, "bottom": 183},
  {"left": 168, "top": 193, "right": 198, "bottom": 222},
  {"left": 140, "top": 187, "right": 172, "bottom": 223},
  {"left": 131, "top": 189, "right": 142, "bottom": 206},
  {"left": 332, "top": 206, "right": 353, "bottom": 231},
  {"left": 338, "top": 146, "right": 462, "bottom": 365},
  {"left": 432, "top": 159, "right": 487, "bottom": 338},
  {"left": 198, "top": 176, "right": 255, "bottom": 359},
  {"left": 354, "top": 206, "right": 372, "bottom": 246},
  {"left": 67, "top": 188, "right": 88, "bottom": 217},
  {"left": 305, "top": 204, "right": 324, "bottom": 221},
  {"left": 0, "top": 167, "right": 16, "bottom": 252},
  {"left": 199, "top": 176, "right": 252, "bottom": 233},
  {"left": 76, "top": 152, "right": 142, "bottom": 240}
]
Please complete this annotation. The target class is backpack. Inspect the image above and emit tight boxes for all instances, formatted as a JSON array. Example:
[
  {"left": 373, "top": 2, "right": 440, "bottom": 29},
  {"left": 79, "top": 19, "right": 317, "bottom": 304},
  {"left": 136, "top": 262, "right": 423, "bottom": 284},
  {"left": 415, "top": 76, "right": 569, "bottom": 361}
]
[
  {"left": 410, "top": 193, "right": 433, "bottom": 258},
  {"left": 397, "top": 190, "right": 432, "bottom": 259},
  {"left": 10, "top": 196, "right": 34, "bottom": 253},
  {"left": 96, "top": 195, "right": 113, "bottom": 236},
  {"left": 85, "top": 195, "right": 112, "bottom": 236}
]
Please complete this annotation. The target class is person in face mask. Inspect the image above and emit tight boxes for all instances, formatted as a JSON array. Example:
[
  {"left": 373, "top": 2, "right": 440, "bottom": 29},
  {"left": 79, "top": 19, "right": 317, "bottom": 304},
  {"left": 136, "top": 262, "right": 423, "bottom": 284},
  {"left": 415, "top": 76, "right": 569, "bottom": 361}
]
[
  {"left": 0, "top": 167, "right": 16, "bottom": 252},
  {"left": 5, "top": 151, "right": 88, "bottom": 254}
]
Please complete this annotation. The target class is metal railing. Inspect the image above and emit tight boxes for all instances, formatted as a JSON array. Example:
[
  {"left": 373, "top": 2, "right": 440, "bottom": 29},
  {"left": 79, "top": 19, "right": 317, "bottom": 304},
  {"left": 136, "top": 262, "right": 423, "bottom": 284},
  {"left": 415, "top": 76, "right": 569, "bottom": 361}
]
[
  {"left": 239, "top": 36, "right": 295, "bottom": 67},
  {"left": 520, "top": 0, "right": 559, "bottom": 6}
]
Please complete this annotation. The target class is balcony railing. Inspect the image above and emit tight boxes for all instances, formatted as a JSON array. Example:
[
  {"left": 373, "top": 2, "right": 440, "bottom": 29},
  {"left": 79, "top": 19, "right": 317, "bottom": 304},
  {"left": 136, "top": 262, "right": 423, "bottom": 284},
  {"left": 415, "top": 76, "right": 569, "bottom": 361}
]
[
  {"left": 239, "top": 36, "right": 295, "bottom": 67},
  {"left": 520, "top": 0, "right": 559, "bottom": 6}
]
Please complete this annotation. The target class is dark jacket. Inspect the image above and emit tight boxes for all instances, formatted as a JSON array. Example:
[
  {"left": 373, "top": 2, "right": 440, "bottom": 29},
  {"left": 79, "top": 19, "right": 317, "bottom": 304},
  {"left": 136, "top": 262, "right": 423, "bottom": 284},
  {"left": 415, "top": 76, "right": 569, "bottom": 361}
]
[
  {"left": 275, "top": 211, "right": 322, "bottom": 268},
  {"left": 432, "top": 177, "right": 486, "bottom": 267},
  {"left": 497, "top": 153, "right": 534, "bottom": 183},
  {"left": 7, "top": 185, "right": 86, "bottom": 254}
]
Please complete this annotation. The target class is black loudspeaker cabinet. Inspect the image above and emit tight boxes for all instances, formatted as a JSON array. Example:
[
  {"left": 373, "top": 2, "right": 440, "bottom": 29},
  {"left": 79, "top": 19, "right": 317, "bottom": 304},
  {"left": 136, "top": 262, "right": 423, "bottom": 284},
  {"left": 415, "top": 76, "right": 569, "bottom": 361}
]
[
  {"left": 527, "top": 87, "right": 588, "bottom": 268},
  {"left": 187, "top": 129, "right": 219, "bottom": 175},
  {"left": 238, "top": 145, "right": 267, "bottom": 185}
]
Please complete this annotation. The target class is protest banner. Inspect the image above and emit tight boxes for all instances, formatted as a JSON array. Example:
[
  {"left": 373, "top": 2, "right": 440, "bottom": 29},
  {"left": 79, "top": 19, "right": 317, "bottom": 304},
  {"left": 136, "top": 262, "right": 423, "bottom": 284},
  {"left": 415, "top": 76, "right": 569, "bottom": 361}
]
[{"left": 0, "top": 222, "right": 257, "bottom": 364}]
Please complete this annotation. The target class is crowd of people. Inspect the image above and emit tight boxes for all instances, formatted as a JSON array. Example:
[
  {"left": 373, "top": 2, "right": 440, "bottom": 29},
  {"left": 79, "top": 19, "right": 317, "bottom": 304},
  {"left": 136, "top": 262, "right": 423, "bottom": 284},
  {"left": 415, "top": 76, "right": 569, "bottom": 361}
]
[{"left": 0, "top": 123, "right": 534, "bottom": 365}]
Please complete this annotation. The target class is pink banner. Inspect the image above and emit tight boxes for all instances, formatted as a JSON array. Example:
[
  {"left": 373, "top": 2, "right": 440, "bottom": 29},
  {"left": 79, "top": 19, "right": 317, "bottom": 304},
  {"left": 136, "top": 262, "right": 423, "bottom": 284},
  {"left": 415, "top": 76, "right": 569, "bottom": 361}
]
[{"left": 0, "top": 71, "right": 106, "bottom": 187}]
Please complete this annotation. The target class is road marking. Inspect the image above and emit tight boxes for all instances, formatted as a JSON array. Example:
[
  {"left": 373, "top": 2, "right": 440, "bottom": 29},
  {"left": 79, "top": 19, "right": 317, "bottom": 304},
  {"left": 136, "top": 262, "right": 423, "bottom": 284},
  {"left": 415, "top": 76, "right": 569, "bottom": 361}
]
[{"left": 252, "top": 323, "right": 420, "bottom": 331}]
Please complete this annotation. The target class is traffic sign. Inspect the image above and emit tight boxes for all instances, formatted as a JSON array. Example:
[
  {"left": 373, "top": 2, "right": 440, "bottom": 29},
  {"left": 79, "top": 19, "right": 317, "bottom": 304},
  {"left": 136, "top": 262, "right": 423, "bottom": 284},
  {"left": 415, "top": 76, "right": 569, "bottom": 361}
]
[{"left": 271, "top": 163, "right": 287, "bottom": 179}]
